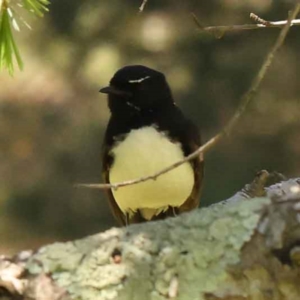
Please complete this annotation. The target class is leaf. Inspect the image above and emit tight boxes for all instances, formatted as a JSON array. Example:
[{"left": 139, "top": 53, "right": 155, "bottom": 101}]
[
  {"left": 0, "top": 7, "right": 23, "bottom": 74},
  {"left": 0, "top": 0, "right": 49, "bottom": 75},
  {"left": 7, "top": 8, "right": 20, "bottom": 32},
  {"left": 22, "top": 0, "right": 49, "bottom": 17}
]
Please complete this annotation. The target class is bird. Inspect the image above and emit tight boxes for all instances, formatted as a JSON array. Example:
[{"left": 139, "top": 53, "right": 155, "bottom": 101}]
[{"left": 100, "top": 65, "right": 204, "bottom": 225}]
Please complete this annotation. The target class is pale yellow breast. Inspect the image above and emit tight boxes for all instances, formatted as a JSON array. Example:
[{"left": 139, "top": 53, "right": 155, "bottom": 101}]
[{"left": 109, "top": 126, "right": 194, "bottom": 219}]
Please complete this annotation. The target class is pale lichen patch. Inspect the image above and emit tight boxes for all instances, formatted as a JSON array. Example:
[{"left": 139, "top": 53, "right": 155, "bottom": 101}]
[{"left": 25, "top": 197, "right": 271, "bottom": 300}]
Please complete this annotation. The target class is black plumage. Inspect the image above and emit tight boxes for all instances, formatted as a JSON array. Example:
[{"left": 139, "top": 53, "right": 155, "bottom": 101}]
[{"left": 100, "top": 65, "right": 204, "bottom": 225}]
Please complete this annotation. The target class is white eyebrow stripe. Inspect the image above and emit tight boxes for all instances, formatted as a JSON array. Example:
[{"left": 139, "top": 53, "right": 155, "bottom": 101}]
[
  {"left": 126, "top": 101, "right": 141, "bottom": 111},
  {"left": 128, "top": 76, "right": 151, "bottom": 83}
]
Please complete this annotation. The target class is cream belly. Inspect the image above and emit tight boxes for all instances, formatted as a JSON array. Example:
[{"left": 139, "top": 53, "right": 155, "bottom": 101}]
[{"left": 109, "top": 126, "right": 194, "bottom": 220}]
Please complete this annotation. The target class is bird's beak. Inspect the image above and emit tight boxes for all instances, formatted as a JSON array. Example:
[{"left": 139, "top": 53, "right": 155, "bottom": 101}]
[{"left": 99, "top": 86, "right": 132, "bottom": 97}]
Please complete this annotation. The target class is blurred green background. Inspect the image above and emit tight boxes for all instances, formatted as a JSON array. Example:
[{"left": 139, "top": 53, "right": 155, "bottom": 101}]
[{"left": 0, "top": 0, "right": 299, "bottom": 254}]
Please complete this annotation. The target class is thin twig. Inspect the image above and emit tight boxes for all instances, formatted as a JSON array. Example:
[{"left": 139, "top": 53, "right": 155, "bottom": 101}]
[
  {"left": 193, "top": 11, "right": 300, "bottom": 38},
  {"left": 76, "top": 4, "right": 300, "bottom": 191},
  {"left": 250, "top": 13, "right": 270, "bottom": 26},
  {"left": 139, "top": 0, "right": 148, "bottom": 13},
  {"left": 191, "top": 13, "right": 203, "bottom": 29},
  {"left": 224, "top": 5, "right": 300, "bottom": 135}
]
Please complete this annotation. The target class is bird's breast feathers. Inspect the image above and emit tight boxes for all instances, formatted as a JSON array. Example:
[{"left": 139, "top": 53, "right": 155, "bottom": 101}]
[{"left": 109, "top": 126, "right": 194, "bottom": 219}]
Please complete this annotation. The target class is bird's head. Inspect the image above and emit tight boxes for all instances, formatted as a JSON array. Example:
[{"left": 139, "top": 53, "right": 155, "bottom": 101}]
[{"left": 100, "top": 65, "right": 174, "bottom": 114}]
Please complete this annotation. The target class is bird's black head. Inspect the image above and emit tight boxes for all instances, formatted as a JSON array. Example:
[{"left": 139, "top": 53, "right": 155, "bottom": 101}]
[{"left": 100, "top": 65, "right": 174, "bottom": 115}]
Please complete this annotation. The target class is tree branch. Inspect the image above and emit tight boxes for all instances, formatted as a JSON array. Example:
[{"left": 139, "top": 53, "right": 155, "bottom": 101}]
[
  {"left": 192, "top": 11, "right": 300, "bottom": 38},
  {"left": 2, "top": 177, "right": 300, "bottom": 300},
  {"left": 139, "top": 0, "right": 148, "bottom": 13},
  {"left": 77, "top": 4, "right": 300, "bottom": 191}
]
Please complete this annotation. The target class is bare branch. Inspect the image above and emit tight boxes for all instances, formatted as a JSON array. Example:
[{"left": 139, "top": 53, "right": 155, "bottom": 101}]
[
  {"left": 250, "top": 13, "right": 271, "bottom": 26},
  {"left": 193, "top": 11, "right": 300, "bottom": 38},
  {"left": 76, "top": 4, "right": 300, "bottom": 191},
  {"left": 139, "top": 0, "right": 148, "bottom": 13}
]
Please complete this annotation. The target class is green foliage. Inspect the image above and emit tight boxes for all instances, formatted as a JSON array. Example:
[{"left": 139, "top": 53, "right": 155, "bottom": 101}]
[
  {"left": 0, "top": 6, "right": 23, "bottom": 74},
  {"left": 22, "top": 0, "right": 49, "bottom": 18},
  {"left": 0, "top": 0, "right": 49, "bottom": 75}
]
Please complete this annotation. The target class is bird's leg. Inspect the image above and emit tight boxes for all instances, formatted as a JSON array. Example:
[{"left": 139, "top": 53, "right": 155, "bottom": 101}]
[
  {"left": 125, "top": 213, "right": 129, "bottom": 226},
  {"left": 172, "top": 207, "right": 177, "bottom": 217}
]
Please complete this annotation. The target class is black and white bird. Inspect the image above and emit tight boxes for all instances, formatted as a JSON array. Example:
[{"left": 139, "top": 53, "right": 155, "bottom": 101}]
[{"left": 100, "top": 65, "right": 204, "bottom": 225}]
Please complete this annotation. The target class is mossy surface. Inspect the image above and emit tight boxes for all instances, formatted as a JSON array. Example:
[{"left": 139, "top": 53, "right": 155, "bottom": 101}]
[{"left": 26, "top": 198, "right": 271, "bottom": 300}]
